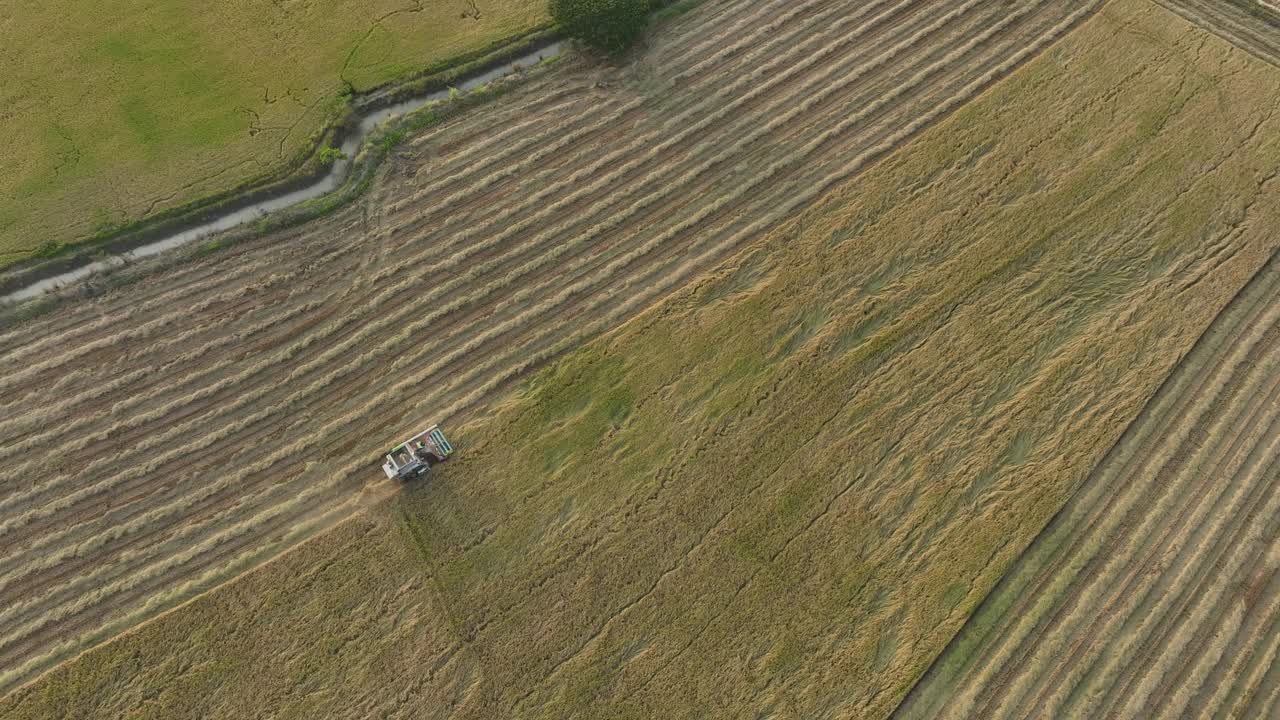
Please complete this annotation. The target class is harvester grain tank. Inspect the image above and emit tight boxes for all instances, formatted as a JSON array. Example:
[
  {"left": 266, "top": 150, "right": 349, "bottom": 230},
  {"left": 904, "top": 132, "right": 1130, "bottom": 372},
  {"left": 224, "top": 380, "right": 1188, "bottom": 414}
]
[{"left": 381, "top": 424, "right": 455, "bottom": 480}]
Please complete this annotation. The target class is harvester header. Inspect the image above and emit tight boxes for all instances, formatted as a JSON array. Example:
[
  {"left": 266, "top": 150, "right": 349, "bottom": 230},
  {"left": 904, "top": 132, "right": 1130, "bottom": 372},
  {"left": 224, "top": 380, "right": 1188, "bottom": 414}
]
[{"left": 382, "top": 424, "right": 455, "bottom": 480}]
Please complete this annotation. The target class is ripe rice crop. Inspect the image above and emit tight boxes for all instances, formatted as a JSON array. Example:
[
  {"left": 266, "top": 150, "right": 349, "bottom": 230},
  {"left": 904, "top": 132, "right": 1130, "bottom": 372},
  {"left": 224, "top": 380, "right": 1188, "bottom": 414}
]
[
  {"left": 6, "top": 1, "right": 1280, "bottom": 715},
  {"left": 0, "top": 0, "right": 1113, "bottom": 695}
]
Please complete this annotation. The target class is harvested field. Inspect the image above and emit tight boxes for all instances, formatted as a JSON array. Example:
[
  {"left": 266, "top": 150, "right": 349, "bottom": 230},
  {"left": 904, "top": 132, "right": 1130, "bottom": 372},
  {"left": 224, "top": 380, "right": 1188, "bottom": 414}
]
[
  {"left": 0, "top": 0, "right": 546, "bottom": 267},
  {"left": 894, "top": 252, "right": 1280, "bottom": 720},
  {"left": 890, "top": 9, "right": 1280, "bottom": 720},
  {"left": 5, "top": 0, "right": 1280, "bottom": 715},
  {"left": 1155, "top": 0, "right": 1280, "bottom": 66},
  {"left": 0, "top": 0, "right": 1107, "bottom": 696}
]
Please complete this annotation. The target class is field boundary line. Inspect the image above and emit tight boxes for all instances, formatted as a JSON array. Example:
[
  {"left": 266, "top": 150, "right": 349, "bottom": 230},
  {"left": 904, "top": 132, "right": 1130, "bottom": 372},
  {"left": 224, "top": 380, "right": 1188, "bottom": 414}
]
[{"left": 891, "top": 241, "right": 1280, "bottom": 717}]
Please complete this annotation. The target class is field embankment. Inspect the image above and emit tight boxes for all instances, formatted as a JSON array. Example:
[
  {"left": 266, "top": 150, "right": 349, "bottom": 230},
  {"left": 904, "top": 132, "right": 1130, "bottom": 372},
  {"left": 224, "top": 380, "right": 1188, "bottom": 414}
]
[
  {"left": 0, "top": 0, "right": 1101, "bottom": 695},
  {"left": 0, "top": 0, "right": 546, "bottom": 269},
  {"left": 4, "top": 0, "right": 1279, "bottom": 715}
]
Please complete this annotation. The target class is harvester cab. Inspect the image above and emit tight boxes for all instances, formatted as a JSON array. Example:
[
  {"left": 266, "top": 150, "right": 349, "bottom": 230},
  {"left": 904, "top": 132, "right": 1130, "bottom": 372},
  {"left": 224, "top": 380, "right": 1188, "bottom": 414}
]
[{"left": 382, "top": 424, "right": 455, "bottom": 481}]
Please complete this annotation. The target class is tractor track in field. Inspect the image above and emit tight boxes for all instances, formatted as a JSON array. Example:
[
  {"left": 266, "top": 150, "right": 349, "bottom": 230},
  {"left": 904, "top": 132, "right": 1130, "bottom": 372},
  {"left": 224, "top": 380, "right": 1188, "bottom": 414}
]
[
  {"left": 895, "top": 247, "right": 1280, "bottom": 718},
  {"left": 0, "top": 0, "right": 1103, "bottom": 697}
]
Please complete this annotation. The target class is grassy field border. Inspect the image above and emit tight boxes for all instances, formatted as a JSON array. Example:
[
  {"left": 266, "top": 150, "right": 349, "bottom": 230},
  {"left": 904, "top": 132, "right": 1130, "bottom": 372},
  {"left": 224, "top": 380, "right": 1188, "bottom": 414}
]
[
  {"left": 0, "top": 0, "right": 706, "bottom": 327},
  {"left": 0, "top": 55, "right": 561, "bottom": 329}
]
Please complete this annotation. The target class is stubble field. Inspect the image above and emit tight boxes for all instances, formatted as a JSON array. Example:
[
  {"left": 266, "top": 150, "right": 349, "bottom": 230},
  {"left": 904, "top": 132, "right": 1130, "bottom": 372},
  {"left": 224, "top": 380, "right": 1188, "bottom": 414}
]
[
  {"left": 5, "top": 1, "right": 1280, "bottom": 716},
  {"left": 895, "top": 247, "right": 1280, "bottom": 720},
  {"left": 893, "top": 8, "right": 1280, "bottom": 718},
  {"left": 1155, "top": 0, "right": 1280, "bottom": 65},
  {"left": 0, "top": 0, "right": 1106, "bottom": 696}
]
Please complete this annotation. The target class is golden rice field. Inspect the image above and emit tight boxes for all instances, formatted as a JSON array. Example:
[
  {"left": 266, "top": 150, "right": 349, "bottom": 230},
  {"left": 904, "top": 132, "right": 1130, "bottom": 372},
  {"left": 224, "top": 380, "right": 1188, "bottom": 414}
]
[
  {"left": 5, "top": 1, "right": 1280, "bottom": 715},
  {"left": 0, "top": 0, "right": 1107, "bottom": 697},
  {"left": 895, "top": 251, "right": 1280, "bottom": 720},
  {"left": 893, "top": 5, "right": 1280, "bottom": 717}
]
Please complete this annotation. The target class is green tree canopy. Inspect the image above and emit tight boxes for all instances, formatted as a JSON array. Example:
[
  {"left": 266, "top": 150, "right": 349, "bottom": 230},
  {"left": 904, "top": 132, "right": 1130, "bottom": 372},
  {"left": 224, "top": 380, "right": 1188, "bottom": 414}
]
[{"left": 549, "top": 0, "right": 650, "bottom": 52}]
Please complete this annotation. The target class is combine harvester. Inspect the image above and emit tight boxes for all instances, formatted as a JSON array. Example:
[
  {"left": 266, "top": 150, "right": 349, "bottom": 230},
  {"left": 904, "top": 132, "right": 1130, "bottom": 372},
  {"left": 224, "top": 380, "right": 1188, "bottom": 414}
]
[{"left": 381, "top": 424, "right": 455, "bottom": 481}]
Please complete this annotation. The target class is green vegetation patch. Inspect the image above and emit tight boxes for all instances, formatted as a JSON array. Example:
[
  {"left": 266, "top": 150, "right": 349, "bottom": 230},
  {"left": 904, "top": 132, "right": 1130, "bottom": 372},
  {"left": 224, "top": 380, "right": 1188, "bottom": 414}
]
[{"left": 0, "top": 0, "right": 546, "bottom": 268}]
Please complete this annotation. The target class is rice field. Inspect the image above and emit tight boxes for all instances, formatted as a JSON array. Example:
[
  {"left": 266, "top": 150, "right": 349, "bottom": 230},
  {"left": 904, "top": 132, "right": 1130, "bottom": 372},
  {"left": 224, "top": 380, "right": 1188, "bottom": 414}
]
[
  {"left": 0, "top": 0, "right": 546, "bottom": 268},
  {"left": 891, "top": 9, "right": 1280, "bottom": 715},
  {"left": 5, "top": 0, "right": 1280, "bottom": 715},
  {"left": 894, "top": 251, "right": 1280, "bottom": 719},
  {"left": 0, "top": 0, "right": 1110, "bottom": 697}
]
